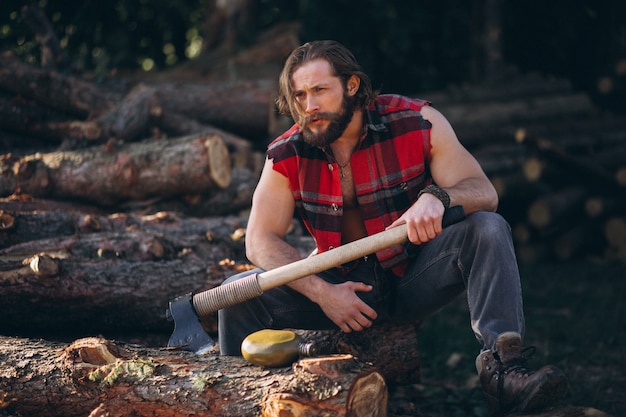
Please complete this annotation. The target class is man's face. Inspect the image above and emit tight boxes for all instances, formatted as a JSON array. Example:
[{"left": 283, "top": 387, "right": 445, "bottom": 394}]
[{"left": 291, "top": 59, "right": 355, "bottom": 147}]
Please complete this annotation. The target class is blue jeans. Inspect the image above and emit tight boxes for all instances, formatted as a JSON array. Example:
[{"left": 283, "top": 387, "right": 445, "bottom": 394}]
[{"left": 218, "top": 212, "right": 524, "bottom": 355}]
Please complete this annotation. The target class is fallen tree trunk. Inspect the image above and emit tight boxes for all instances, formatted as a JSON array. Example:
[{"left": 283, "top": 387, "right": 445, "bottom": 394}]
[
  {"left": 152, "top": 166, "right": 261, "bottom": 217},
  {"left": 0, "top": 132, "right": 232, "bottom": 205},
  {"left": 0, "top": 91, "right": 92, "bottom": 142},
  {"left": 0, "top": 188, "right": 256, "bottom": 249},
  {"left": 0, "top": 213, "right": 251, "bottom": 336},
  {"left": 0, "top": 336, "right": 388, "bottom": 417},
  {"left": 0, "top": 53, "right": 120, "bottom": 118},
  {"left": 0, "top": 53, "right": 277, "bottom": 143},
  {"left": 153, "top": 80, "right": 275, "bottom": 141}
]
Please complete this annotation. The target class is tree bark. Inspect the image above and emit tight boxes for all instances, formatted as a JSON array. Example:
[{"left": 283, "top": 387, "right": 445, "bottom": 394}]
[
  {"left": 0, "top": 336, "right": 387, "bottom": 417},
  {"left": 151, "top": 166, "right": 261, "bottom": 217},
  {"left": 296, "top": 322, "right": 422, "bottom": 387},
  {"left": 0, "top": 54, "right": 277, "bottom": 143},
  {"left": 0, "top": 132, "right": 232, "bottom": 206},
  {"left": 0, "top": 53, "right": 119, "bottom": 118},
  {"left": 153, "top": 80, "right": 275, "bottom": 140},
  {"left": 0, "top": 213, "right": 251, "bottom": 336}
]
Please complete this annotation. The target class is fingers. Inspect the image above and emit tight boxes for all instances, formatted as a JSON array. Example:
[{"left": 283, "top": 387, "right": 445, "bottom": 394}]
[
  {"left": 340, "top": 284, "right": 378, "bottom": 332},
  {"left": 406, "top": 216, "right": 442, "bottom": 244},
  {"left": 340, "top": 313, "right": 375, "bottom": 333}
]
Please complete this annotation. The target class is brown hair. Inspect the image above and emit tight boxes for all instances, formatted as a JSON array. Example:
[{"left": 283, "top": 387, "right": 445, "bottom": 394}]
[{"left": 275, "top": 40, "right": 376, "bottom": 119}]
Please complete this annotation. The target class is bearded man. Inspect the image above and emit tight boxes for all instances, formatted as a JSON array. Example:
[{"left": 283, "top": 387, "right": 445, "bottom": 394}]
[{"left": 218, "top": 40, "right": 568, "bottom": 416}]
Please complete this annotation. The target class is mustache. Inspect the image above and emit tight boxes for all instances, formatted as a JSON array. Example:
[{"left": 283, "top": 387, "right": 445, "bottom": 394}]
[{"left": 302, "top": 112, "right": 336, "bottom": 125}]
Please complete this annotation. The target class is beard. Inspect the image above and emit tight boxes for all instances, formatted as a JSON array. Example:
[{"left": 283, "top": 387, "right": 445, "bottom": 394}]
[{"left": 301, "top": 94, "right": 355, "bottom": 148}]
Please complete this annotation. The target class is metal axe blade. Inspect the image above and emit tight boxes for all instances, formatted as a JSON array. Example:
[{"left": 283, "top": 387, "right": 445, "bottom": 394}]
[{"left": 166, "top": 293, "right": 215, "bottom": 354}]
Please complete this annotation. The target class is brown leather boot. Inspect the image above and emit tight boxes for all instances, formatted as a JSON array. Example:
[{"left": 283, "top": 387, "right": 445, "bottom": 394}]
[{"left": 476, "top": 332, "right": 568, "bottom": 416}]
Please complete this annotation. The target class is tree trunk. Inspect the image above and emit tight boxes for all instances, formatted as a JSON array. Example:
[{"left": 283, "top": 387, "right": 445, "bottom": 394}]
[
  {"left": 0, "top": 336, "right": 387, "bottom": 417},
  {"left": 0, "top": 54, "right": 277, "bottom": 143},
  {"left": 0, "top": 132, "right": 232, "bottom": 205},
  {"left": 0, "top": 53, "right": 119, "bottom": 118},
  {"left": 20, "top": 5, "right": 72, "bottom": 71},
  {"left": 0, "top": 213, "right": 251, "bottom": 336},
  {"left": 153, "top": 80, "right": 275, "bottom": 140},
  {"left": 296, "top": 322, "right": 422, "bottom": 387}
]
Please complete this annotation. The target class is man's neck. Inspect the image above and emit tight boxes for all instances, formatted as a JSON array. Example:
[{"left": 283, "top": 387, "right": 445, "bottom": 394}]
[{"left": 330, "top": 110, "right": 364, "bottom": 161}]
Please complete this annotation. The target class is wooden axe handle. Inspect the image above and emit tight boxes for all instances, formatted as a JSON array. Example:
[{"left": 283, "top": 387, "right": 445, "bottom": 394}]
[{"left": 193, "top": 206, "right": 465, "bottom": 317}]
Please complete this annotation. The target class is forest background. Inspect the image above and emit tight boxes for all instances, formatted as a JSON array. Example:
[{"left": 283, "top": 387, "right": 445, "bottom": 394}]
[{"left": 2, "top": 0, "right": 625, "bottom": 115}]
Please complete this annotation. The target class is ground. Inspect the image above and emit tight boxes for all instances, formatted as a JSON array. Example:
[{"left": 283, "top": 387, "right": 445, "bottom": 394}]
[{"left": 387, "top": 261, "right": 626, "bottom": 417}]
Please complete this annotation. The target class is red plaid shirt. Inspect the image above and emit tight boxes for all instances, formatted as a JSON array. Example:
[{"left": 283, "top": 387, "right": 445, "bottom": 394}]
[{"left": 267, "top": 95, "right": 433, "bottom": 277}]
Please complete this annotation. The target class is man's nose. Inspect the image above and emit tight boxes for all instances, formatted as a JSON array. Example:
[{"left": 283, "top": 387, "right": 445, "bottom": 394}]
[{"left": 305, "top": 96, "right": 319, "bottom": 114}]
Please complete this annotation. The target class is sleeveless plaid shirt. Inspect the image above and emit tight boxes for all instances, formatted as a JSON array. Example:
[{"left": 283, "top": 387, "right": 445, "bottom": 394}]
[{"left": 267, "top": 94, "right": 433, "bottom": 277}]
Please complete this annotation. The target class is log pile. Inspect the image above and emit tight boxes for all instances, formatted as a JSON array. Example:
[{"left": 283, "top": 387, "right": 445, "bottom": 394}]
[{"left": 427, "top": 67, "right": 626, "bottom": 264}]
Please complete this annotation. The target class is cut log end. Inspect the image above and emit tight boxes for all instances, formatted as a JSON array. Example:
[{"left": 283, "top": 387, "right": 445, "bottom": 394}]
[
  {"left": 262, "top": 355, "right": 388, "bottom": 417},
  {"left": 204, "top": 134, "right": 232, "bottom": 189},
  {"left": 347, "top": 371, "right": 388, "bottom": 417}
]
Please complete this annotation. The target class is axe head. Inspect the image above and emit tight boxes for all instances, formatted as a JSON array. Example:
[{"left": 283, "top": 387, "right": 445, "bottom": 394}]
[{"left": 166, "top": 293, "right": 215, "bottom": 354}]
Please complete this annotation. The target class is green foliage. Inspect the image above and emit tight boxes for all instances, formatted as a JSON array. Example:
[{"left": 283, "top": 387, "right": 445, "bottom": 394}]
[
  {"left": 1, "top": 0, "right": 624, "bottom": 110},
  {"left": 1, "top": 0, "right": 206, "bottom": 75}
]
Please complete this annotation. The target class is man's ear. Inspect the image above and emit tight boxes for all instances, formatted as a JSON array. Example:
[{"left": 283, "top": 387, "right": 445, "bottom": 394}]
[{"left": 346, "top": 75, "right": 360, "bottom": 96}]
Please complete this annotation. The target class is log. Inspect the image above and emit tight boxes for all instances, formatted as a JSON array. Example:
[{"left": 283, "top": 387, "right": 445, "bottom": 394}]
[
  {"left": 0, "top": 53, "right": 120, "bottom": 118},
  {"left": 153, "top": 80, "right": 275, "bottom": 140},
  {"left": 157, "top": 114, "right": 259, "bottom": 169},
  {"left": 438, "top": 92, "right": 594, "bottom": 130},
  {"left": 0, "top": 206, "right": 251, "bottom": 251},
  {"left": 0, "top": 213, "right": 251, "bottom": 336},
  {"left": 152, "top": 166, "right": 261, "bottom": 217},
  {"left": 516, "top": 130, "right": 621, "bottom": 189},
  {"left": 0, "top": 336, "right": 387, "bottom": 417},
  {"left": 96, "top": 83, "right": 162, "bottom": 141},
  {"left": 296, "top": 322, "right": 422, "bottom": 387},
  {"left": 0, "top": 132, "right": 232, "bottom": 205},
  {"left": 0, "top": 91, "right": 84, "bottom": 142},
  {"left": 0, "top": 54, "right": 276, "bottom": 142},
  {"left": 527, "top": 186, "right": 587, "bottom": 229}
]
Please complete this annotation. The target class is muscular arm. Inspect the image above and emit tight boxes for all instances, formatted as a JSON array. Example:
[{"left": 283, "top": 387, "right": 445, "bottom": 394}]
[
  {"left": 246, "top": 157, "right": 377, "bottom": 332},
  {"left": 389, "top": 105, "right": 498, "bottom": 244}
]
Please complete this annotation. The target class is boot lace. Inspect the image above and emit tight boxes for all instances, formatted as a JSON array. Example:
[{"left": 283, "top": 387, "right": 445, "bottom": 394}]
[{"left": 494, "top": 346, "right": 537, "bottom": 412}]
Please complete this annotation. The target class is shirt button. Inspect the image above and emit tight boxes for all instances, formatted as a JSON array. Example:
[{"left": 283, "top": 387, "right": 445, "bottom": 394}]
[{"left": 328, "top": 163, "right": 334, "bottom": 171}]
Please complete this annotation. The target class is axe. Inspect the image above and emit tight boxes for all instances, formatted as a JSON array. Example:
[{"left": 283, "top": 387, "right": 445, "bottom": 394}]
[{"left": 166, "top": 206, "right": 465, "bottom": 353}]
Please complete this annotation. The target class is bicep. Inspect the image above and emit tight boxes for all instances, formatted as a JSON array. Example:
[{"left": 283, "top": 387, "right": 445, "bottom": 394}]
[
  {"left": 247, "top": 157, "right": 296, "bottom": 240},
  {"left": 423, "top": 106, "right": 489, "bottom": 187}
]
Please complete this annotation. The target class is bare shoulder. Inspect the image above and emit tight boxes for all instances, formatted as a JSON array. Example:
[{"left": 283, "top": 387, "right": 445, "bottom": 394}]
[{"left": 420, "top": 104, "right": 462, "bottom": 150}]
